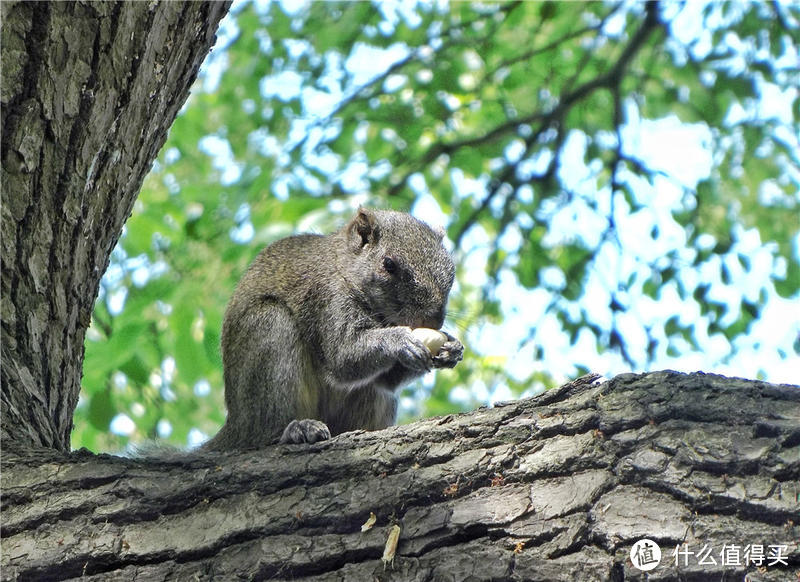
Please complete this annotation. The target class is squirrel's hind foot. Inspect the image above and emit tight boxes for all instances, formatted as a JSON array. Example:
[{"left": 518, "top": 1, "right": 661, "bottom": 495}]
[{"left": 279, "top": 419, "right": 332, "bottom": 444}]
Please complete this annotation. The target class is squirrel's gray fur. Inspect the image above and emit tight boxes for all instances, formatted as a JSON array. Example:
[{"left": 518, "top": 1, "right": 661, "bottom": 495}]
[{"left": 203, "top": 208, "right": 463, "bottom": 450}]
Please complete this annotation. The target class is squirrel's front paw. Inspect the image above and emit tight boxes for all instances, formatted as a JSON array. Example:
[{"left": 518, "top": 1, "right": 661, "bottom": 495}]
[
  {"left": 397, "top": 328, "right": 433, "bottom": 373},
  {"left": 279, "top": 419, "right": 331, "bottom": 444},
  {"left": 432, "top": 335, "right": 464, "bottom": 369}
]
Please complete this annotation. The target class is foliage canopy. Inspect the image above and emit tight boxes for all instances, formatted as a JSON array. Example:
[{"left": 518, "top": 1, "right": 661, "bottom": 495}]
[{"left": 76, "top": 0, "right": 800, "bottom": 452}]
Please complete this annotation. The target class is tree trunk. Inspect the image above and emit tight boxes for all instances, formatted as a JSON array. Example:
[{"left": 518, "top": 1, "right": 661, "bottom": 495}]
[
  {"left": 1, "top": 0, "right": 231, "bottom": 451},
  {"left": 2, "top": 371, "right": 798, "bottom": 581}
]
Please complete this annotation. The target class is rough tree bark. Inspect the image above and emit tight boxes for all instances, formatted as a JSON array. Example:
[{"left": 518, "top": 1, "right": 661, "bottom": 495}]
[
  {"left": 1, "top": 0, "right": 231, "bottom": 451},
  {"left": 2, "top": 371, "right": 798, "bottom": 581}
]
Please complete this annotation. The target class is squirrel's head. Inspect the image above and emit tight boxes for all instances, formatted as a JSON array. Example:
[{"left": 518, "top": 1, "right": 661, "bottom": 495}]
[{"left": 341, "top": 207, "right": 455, "bottom": 330}]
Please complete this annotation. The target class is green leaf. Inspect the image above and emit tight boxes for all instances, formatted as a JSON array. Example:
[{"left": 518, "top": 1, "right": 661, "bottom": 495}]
[
  {"left": 88, "top": 389, "right": 115, "bottom": 432},
  {"left": 119, "top": 355, "right": 151, "bottom": 387}
]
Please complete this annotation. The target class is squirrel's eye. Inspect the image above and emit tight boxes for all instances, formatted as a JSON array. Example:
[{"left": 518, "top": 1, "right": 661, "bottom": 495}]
[{"left": 382, "top": 256, "right": 397, "bottom": 274}]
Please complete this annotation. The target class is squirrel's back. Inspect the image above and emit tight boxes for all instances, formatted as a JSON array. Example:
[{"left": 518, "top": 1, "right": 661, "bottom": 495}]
[{"left": 228, "top": 233, "right": 330, "bottom": 311}]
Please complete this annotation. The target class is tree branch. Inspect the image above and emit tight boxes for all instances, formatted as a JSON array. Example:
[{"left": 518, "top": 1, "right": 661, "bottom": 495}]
[{"left": 2, "top": 371, "right": 798, "bottom": 581}]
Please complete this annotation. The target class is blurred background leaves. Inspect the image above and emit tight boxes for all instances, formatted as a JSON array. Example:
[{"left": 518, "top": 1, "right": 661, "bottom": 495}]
[{"left": 75, "top": 0, "right": 799, "bottom": 452}]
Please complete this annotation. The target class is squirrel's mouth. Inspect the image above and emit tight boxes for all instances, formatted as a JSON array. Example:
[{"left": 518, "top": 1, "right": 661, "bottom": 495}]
[
  {"left": 407, "top": 314, "right": 445, "bottom": 331},
  {"left": 378, "top": 306, "right": 445, "bottom": 330}
]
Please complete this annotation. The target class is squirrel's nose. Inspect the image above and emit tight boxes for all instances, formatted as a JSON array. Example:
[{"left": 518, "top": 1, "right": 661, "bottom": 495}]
[{"left": 420, "top": 307, "right": 446, "bottom": 330}]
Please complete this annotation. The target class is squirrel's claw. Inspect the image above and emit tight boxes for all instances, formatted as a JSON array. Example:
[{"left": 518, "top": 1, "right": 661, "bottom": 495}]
[
  {"left": 279, "top": 419, "right": 332, "bottom": 445},
  {"left": 399, "top": 330, "right": 434, "bottom": 373},
  {"left": 432, "top": 338, "right": 464, "bottom": 369}
]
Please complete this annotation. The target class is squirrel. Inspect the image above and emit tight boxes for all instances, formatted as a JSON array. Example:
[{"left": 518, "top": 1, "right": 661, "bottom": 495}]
[{"left": 203, "top": 208, "right": 464, "bottom": 450}]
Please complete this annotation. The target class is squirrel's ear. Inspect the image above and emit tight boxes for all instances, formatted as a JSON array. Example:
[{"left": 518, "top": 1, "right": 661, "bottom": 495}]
[
  {"left": 349, "top": 207, "right": 379, "bottom": 248},
  {"left": 432, "top": 225, "right": 446, "bottom": 241}
]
